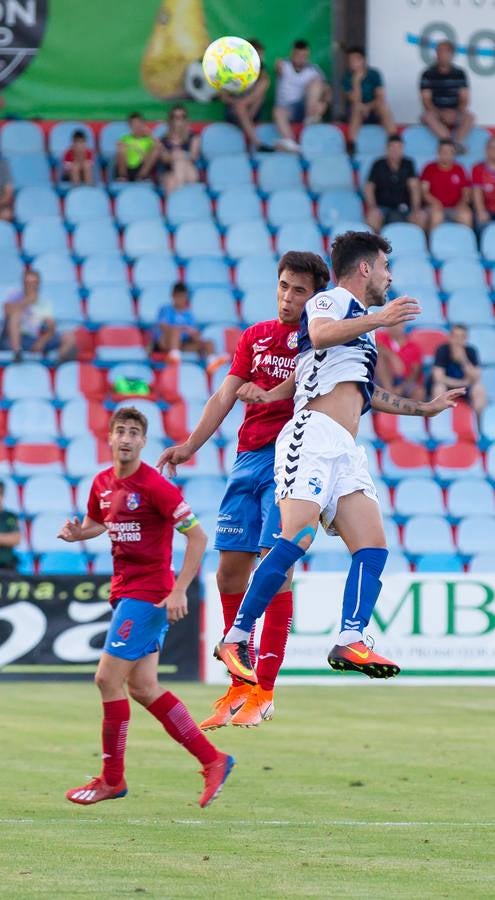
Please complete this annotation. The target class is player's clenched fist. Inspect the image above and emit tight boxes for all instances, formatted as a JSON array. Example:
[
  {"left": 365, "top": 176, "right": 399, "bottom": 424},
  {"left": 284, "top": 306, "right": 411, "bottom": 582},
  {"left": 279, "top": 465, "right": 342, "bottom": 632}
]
[{"left": 236, "top": 383, "right": 269, "bottom": 404}]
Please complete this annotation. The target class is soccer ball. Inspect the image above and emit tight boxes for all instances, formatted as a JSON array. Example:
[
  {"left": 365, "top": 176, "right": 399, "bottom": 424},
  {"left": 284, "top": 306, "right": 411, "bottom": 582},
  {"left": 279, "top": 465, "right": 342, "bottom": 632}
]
[{"left": 202, "top": 36, "right": 260, "bottom": 94}]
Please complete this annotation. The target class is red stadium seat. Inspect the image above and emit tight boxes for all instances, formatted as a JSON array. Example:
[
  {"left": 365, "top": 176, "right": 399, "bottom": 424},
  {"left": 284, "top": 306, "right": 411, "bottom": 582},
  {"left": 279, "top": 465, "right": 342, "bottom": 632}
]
[
  {"left": 95, "top": 325, "right": 146, "bottom": 361},
  {"left": 88, "top": 402, "right": 111, "bottom": 439},
  {"left": 381, "top": 439, "right": 432, "bottom": 479},
  {"left": 452, "top": 401, "right": 478, "bottom": 443},
  {"left": 12, "top": 443, "right": 64, "bottom": 475},
  {"left": 373, "top": 412, "right": 400, "bottom": 444},
  {"left": 433, "top": 442, "right": 483, "bottom": 480},
  {"left": 163, "top": 401, "right": 188, "bottom": 442},
  {"left": 411, "top": 329, "right": 446, "bottom": 359}
]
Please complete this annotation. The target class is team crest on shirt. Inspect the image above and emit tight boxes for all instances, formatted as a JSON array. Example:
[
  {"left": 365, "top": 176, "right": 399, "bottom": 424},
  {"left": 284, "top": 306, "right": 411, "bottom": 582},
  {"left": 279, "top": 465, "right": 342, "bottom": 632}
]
[
  {"left": 315, "top": 296, "right": 333, "bottom": 311},
  {"left": 308, "top": 476, "right": 323, "bottom": 495},
  {"left": 126, "top": 492, "right": 141, "bottom": 511},
  {"left": 286, "top": 330, "right": 298, "bottom": 350}
]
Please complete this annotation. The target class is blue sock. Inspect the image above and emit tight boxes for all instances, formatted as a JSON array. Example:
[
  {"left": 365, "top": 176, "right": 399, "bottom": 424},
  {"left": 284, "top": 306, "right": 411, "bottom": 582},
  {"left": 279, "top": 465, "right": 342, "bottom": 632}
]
[
  {"left": 227, "top": 538, "right": 305, "bottom": 637},
  {"left": 340, "top": 547, "right": 388, "bottom": 637}
]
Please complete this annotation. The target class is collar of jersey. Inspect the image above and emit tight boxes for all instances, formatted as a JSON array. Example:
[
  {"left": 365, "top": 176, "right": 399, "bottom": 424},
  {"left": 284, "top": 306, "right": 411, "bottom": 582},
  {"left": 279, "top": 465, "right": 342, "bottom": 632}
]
[{"left": 330, "top": 285, "right": 367, "bottom": 311}]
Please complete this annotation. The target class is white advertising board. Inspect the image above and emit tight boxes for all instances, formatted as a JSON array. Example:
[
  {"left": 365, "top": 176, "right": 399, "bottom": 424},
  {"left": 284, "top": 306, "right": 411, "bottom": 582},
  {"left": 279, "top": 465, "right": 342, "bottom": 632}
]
[
  {"left": 204, "top": 572, "right": 495, "bottom": 684},
  {"left": 366, "top": 0, "right": 495, "bottom": 124}
]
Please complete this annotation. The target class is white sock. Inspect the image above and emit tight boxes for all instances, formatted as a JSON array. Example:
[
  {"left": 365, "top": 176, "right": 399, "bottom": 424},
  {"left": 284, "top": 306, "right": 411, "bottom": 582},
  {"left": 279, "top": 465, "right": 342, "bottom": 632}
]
[
  {"left": 224, "top": 626, "right": 250, "bottom": 643},
  {"left": 338, "top": 630, "right": 363, "bottom": 646}
]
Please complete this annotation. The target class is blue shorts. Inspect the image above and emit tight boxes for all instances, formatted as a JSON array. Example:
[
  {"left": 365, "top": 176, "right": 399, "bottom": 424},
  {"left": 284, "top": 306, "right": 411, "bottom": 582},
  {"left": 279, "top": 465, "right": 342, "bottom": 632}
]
[
  {"left": 103, "top": 598, "right": 169, "bottom": 661},
  {"left": 214, "top": 445, "right": 281, "bottom": 553}
]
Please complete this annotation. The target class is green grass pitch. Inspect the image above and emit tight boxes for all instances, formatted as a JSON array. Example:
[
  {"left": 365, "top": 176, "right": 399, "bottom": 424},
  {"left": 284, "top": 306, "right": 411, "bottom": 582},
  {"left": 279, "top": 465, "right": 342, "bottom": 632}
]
[{"left": 1, "top": 683, "right": 495, "bottom": 899}]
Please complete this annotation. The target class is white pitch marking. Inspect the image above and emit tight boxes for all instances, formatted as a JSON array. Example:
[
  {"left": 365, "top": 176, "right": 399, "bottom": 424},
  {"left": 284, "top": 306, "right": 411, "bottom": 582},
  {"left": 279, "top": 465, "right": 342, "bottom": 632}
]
[{"left": 2, "top": 818, "right": 495, "bottom": 829}]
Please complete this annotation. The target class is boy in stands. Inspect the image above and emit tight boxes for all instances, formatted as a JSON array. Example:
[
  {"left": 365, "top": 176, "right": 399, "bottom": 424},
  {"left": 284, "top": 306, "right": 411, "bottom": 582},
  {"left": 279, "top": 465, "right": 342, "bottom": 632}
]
[
  {"left": 158, "top": 252, "right": 330, "bottom": 728},
  {"left": 59, "top": 406, "right": 234, "bottom": 808}
]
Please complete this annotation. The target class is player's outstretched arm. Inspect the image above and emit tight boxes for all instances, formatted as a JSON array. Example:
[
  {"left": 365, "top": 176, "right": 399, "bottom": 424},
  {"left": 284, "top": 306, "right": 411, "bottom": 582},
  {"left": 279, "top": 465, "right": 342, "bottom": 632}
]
[
  {"left": 57, "top": 515, "right": 106, "bottom": 543},
  {"left": 237, "top": 372, "right": 296, "bottom": 405},
  {"left": 157, "top": 374, "right": 245, "bottom": 476},
  {"left": 371, "top": 385, "right": 466, "bottom": 417},
  {"left": 309, "top": 296, "right": 421, "bottom": 350},
  {"left": 155, "top": 522, "right": 207, "bottom": 620}
]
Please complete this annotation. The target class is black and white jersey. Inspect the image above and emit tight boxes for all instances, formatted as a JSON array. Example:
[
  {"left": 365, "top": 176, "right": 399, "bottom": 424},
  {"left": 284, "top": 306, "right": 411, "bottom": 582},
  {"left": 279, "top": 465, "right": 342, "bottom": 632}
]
[{"left": 295, "top": 286, "right": 377, "bottom": 415}]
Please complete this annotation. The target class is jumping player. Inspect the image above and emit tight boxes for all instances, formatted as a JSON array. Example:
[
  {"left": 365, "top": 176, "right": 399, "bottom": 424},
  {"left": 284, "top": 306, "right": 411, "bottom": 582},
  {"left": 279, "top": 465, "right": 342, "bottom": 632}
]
[
  {"left": 157, "top": 252, "right": 330, "bottom": 728},
  {"left": 59, "top": 406, "right": 234, "bottom": 808},
  {"left": 215, "top": 231, "right": 465, "bottom": 682}
]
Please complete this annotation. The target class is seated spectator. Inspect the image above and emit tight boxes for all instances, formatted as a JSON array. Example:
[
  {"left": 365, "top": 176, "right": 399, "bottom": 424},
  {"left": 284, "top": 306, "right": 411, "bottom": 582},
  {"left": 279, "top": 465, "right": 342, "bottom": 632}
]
[
  {"left": 148, "top": 105, "right": 200, "bottom": 193},
  {"left": 0, "top": 154, "right": 13, "bottom": 221},
  {"left": 472, "top": 135, "right": 495, "bottom": 228},
  {"left": 420, "top": 40, "right": 474, "bottom": 153},
  {"left": 375, "top": 323, "right": 424, "bottom": 400},
  {"left": 420, "top": 139, "right": 472, "bottom": 229},
  {"left": 0, "top": 479, "right": 21, "bottom": 573},
  {"left": 150, "top": 282, "right": 214, "bottom": 361},
  {"left": 2, "top": 270, "right": 76, "bottom": 363},
  {"left": 342, "top": 46, "right": 395, "bottom": 151},
  {"left": 431, "top": 323, "right": 486, "bottom": 425},
  {"left": 365, "top": 134, "right": 425, "bottom": 231},
  {"left": 115, "top": 112, "right": 156, "bottom": 181},
  {"left": 221, "top": 39, "right": 272, "bottom": 151},
  {"left": 61, "top": 129, "right": 94, "bottom": 185},
  {"left": 273, "top": 39, "right": 331, "bottom": 153}
]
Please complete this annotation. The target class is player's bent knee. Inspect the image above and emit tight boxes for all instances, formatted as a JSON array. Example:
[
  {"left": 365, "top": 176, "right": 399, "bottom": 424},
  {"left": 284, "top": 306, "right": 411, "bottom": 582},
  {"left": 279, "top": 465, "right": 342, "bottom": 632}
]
[
  {"left": 284, "top": 524, "right": 317, "bottom": 551},
  {"left": 128, "top": 680, "right": 159, "bottom": 706}
]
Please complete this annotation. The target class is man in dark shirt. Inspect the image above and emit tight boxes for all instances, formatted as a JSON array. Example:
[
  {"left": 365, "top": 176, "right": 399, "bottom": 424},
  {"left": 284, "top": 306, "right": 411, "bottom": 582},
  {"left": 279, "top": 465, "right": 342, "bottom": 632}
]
[
  {"left": 431, "top": 323, "right": 486, "bottom": 426},
  {"left": 365, "top": 134, "right": 424, "bottom": 231},
  {"left": 0, "top": 480, "right": 21, "bottom": 571},
  {"left": 420, "top": 40, "right": 474, "bottom": 152},
  {"left": 342, "top": 46, "right": 395, "bottom": 151}
]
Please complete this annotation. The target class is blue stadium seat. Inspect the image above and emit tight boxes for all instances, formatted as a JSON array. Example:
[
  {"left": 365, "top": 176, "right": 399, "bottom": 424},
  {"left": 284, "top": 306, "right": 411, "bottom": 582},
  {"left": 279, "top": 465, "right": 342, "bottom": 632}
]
[
  {"left": 225, "top": 220, "right": 271, "bottom": 260},
  {"left": 86, "top": 285, "right": 135, "bottom": 325},
  {"left": 382, "top": 222, "right": 428, "bottom": 259},
  {"left": 469, "top": 553, "right": 495, "bottom": 573},
  {"left": 115, "top": 185, "right": 161, "bottom": 226},
  {"left": 82, "top": 254, "right": 128, "bottom": 289},
  {"left": 402, "top": 125, "right": 437, "bottom": 162},
  {"left": 483, "top": 367, "right": 495, "bottom": 403},
  {"left": 403, "top": 515, "right": 455, "bottom": 555},
  {"left": 446, "top": 289, "right": 493, "bottom": 326},
  {"left": 181, "top": 444, "right": 222, "bottom": 478},
  {"left": 99, "top": 121, "right": 128, "bottom": 165},
  {"left": 383, "top": 551, "right": 410, "bottom": 573},
  {"left": 208, "top": 361, "right": 231, "bottom": 394},
  {"left": 394, "top": 477, "right": 444, "bottom": 517},
  {"left": 457, "top": 515, "right": 495, "bottom": 555},
  {"left": 0, "top": 477, "right": 20, "bottom": 513},
  {"left": 64, "top": 186, "right": 111, "bottom": 225},
  {"left": 267, "top": 189, "right": 313, "bottom": 229},
  {"left": 48, "top": 122, "right": 95, "bottom": 161},
  {"left": 207, "top": 153, "right": 253, "bottom": 194},
  {"left": 441, "top": 259, "right": 486, "bottom": 293},
  {"left": 408, "top": 287, "right": 444, "bottom": 327},
  {"left": 185, "top": 256, "right": 230, "bottom": 289},
  {"left": 254, "top": 123, "right": 282, "bottom": 149},
  {"left": 355, "top": 154, "right": 375, "bottom": 187},
  {"left": 374, "top": 478, "right": 392, "bottom": 516},
  {"left": 23, "top": 474, "right": 73, "bottom": 515},
  {"left": 480, "top": 222, "right": 495, "bottom": 264},
  {"left": 392, "top": 257, "right": 436, "bottom": 291},
  {"left": 480, "top": 404, "right": 495, "bottom": 441},
  {"left": 430, "top": 223, "right": 478, "bottom": 262},
  {"left": 464, "top": 126, "right": 491, "bottom": 163},
  {"left": 447, "top": 478, "right": 495, "bottom": 518},
  {"left": 8, "top": 398, "right": 58, "bottom": 441},
  {"left": 166, "top": 183, "right": 212, "bottom": 227},
  {"left": 190, "top": 286, "right": 237, "bottom": 327},
  {"left": 133, "top": 254, "right": 178, "bottom": 290},
  {"left": 257, "top": 154, "right": 303, "bottom": 194},
  {"left": 123, "top": 219, "right": 168, "bottom": 259},
  {"left": 38, "top": 551, "right": 88, "bottom": 574},
  {"left": 176, "top": 362, "right": 209, "bottom": 402},
  {"left": 308, "top": 549, "right": 352, "bottom": 571},
  {"left": 74, "top": 474, "right": 97, "bottom": 514},
  {"left": 60, "top": 397, "right": 90, "bottom": 439},
  {"left": 235, "top": 254, "right": 277, "bottom": 292},
  {"left": 73, "top": 219, "right": 119, "bottom": 258},
  {"left": 141, "top": 437, "right": 167, "bottom": 468},
  {"left": 382, "top": 516, "right": 400, "bottom": 551},
  {"left": 216, "top": 186, "right": 262, "bottom": 228},
  {"left": 137, "top": 285, "right": 171, "bottom": 324},
  {"left": 330, "top": 220, "right": 371, "bottom": 240},
  {"left": 183, "top": 475, "right": 226, "bottom": 516},
  {"left": 428, "top": 408, "right": 458, "bottom": 446},
  {"left": 175, "top": 221, "right": 222, "bottom": 259},
  {"left": 308, "top": 156, "right": 353, "bottom": 194},
  {"left": 31, "top": 513, "right": 82, "bottom": 554},
  {"left": 222, "top": 439, "right": 239, "bottom": 473},
  {"left": 2, "top": 121, "right": 44, "bottom": 155},
  {"left": 0, "top": 221, "right": 18, "bottom": 254},
  {"left": 22, "top": 217, "right": 67, "bottom": 257},
  {"left": 0, "top": 253, "right": 19, "bottom": 285},
  {"left": 7, "top": 154, "right": 52, "bottom": 188},
  {"left": 318, "top": 190, "right": 364, "bottom": 230},
  {"left": 415, "top": 553, "right": 463, "bottom": 572},
  {"left": 276, "top": 221, "right": 324, "bottom": 256},
  {"left": 3, "top": 362, "right": 52, "bottom": 400},
  {"left": 218, "top": 403, "right": 244, "bottom": 443},
  {"left": 65, "top": 436, "right": 107, "bottom": 478},
  {"left": 300, "top": 124, "right": 345, "bottom": 159},
  {"left": 93, "top": 551, "right": 113, "bottom": 574},
  {"left": 33, "top": 252, "right": 76, "bottom": 284},
  {"left": 114, "top": 398, "right": 164, "bottom": 438},
  {"left": 356, "top": 124, "right": 387, "bottom": 156},
  {"left": 241, "top": 287, "right": 278, "bottom": 325},
  {"left": 309, "top": 526, "right": 349, "bottom": 556},
  {"left": 15, "top": 186, "right": 59, "bottom": 225},
  {"left": 201, "top": 123, "right": 245, "bottom": 160}
]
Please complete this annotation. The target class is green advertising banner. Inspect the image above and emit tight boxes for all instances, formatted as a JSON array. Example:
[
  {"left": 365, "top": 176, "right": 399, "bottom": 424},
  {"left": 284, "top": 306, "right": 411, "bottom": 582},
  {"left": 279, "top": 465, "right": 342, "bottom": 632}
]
[{"left": 1, "top": 0, "right": 332, "bottom": 120}]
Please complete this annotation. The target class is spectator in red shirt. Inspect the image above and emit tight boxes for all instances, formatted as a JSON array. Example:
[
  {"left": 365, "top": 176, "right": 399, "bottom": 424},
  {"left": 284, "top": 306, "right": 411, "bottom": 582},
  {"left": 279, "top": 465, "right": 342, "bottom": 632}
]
[
  {"left": 420, "top": 138, "right": 472, "bottom": 229},
  {"left": 62, "top": 129, "right": 94, "bottom": 185},
  {"left": 375, "top": 323, "right": 424, "bottom": 400},
  {"left": 472, "top": 135, "right": 495, "bottom": 228}
]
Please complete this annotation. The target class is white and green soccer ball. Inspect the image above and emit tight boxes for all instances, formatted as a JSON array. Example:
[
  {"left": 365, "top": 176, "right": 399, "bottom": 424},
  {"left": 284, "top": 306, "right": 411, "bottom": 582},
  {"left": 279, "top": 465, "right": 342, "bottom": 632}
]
[{"left": 202, "top": 36, "right": 261, "bottom": 94}]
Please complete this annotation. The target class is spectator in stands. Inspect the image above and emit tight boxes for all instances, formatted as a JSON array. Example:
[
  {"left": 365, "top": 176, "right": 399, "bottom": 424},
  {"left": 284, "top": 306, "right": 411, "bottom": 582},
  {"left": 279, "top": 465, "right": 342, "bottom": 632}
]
[
  {"left": 2, "top": 270, "right": 76, "bottom": 363},
  {"left": 0, "top": 154, "right": 13, "bottom": 221},
  {"left": 342, "top": 46, "right": 395, "bottom": 152},
  {"left": 0, "top": 480, "right": 20, "bottom": 573},
  {"left": 61, "top": 129, "right": 94, "bottom": 185},
  {"left": 147, "top": 105, "right": 200, "bottom": 193},
  {"left": 375, "top": 323, "right": 424, "bottom": 400},
  {"left": 150, "top": 281, "right": 214, "bottom": 361},
  {"left": 273, "top": 39, "right": 331, "bottom": 153},
  {"left": 420, "top": 138, "right": 472, "bottom": 229},
  {"left": 419, "top": 40, "right": 474, "bottom": 153},
  {"left": 221, "top": 39, "right": 272, "bottom": 151},
  {"left": 365, "top": 134, "right": 425, "bottom": 231},
  {"left": 431, "top": 323, "right": 486, "bottom": 425},
  {"left": 116, "top": 112, "right": 156, "bottom": 181},
  {"left": 472, "top": 135, "right": 495, "bottom": 228}
]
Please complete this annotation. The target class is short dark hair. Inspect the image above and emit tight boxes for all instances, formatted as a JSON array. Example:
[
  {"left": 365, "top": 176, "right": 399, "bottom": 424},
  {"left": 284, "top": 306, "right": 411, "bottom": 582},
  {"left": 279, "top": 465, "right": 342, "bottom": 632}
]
[
  {"left": 346, "top": 45, "right": 365, "bottom": 57},
  {"left": 450, "top": 322, "right": 468, "bottom": 333},
  {"left": 387, "top": 133, "right": 403, "bottom": 144},
  {"left": 128, "top": 111, "right": 143, "bottom": 121},
  {"left": 109, "top": 406, "right": 147, "bottom": 436},
  {"left": 248, "top": 38, "right": 264, "bottom": 53},
  {"left": 72, "top": 129, "right": 86, "bottom": 141},
  {"left": 172, "top": 281, "right": 188, "bottom": 295},
  {"left": 437, "top": 39, "right": 454, "bottom": 53},
  {"left": 331, "top": 231, "right": 392, "bottom": 280},
  {"left": 278, "top": 251, "right": 330, "bottom": 293},
  {"left": 293, "top": 39, "right": 309, "bottom": 51},
  {"left": 439, "top": 137, "right": 455, "bottom": 149}
]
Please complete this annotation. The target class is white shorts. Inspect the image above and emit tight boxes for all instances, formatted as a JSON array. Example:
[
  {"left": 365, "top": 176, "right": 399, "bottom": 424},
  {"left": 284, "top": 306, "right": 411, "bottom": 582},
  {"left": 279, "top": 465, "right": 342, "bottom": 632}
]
[{"left": 274, "top": 409, "right": 379, "bottom": 535}]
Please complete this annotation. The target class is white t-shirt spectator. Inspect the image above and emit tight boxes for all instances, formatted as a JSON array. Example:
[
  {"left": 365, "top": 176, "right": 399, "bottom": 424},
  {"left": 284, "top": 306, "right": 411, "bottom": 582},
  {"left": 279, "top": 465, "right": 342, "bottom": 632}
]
[
  {"left": 5, "top": 289, "right": 54, "bottom": 336},
  {"left": 275, "top": 60, "right": 324, "bottom": 106}
]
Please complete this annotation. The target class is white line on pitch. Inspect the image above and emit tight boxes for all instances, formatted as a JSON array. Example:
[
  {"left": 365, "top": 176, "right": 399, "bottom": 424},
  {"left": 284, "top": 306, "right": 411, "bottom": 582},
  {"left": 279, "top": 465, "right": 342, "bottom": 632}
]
[{"left": 2, "top": 818, "right": 495, "bottom": 828}]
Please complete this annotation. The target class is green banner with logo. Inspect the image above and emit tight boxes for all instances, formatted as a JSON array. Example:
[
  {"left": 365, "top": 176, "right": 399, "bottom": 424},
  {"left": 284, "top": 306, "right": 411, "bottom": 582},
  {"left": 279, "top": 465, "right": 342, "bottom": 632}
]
[{"left": 1, "top": 0, "right": 331, "bottom": 120}]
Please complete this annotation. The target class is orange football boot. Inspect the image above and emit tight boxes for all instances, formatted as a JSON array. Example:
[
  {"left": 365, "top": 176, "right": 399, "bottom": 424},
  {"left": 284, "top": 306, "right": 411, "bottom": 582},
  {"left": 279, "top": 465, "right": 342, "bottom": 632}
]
[
  {"left": 213, "top": 639, "right": 258, "bottom": 685},
  {"left": 66, "top": 776, "right": 128, "bottom": 805},
  {"left": 328, "top": 640, "right": 400, "bottom": 679},
  {"left": 199, "top": 684, "right": 251, "bottom": 731},
  {"left": 231, "top": 685, "right": 275, "bottom": 727}
]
